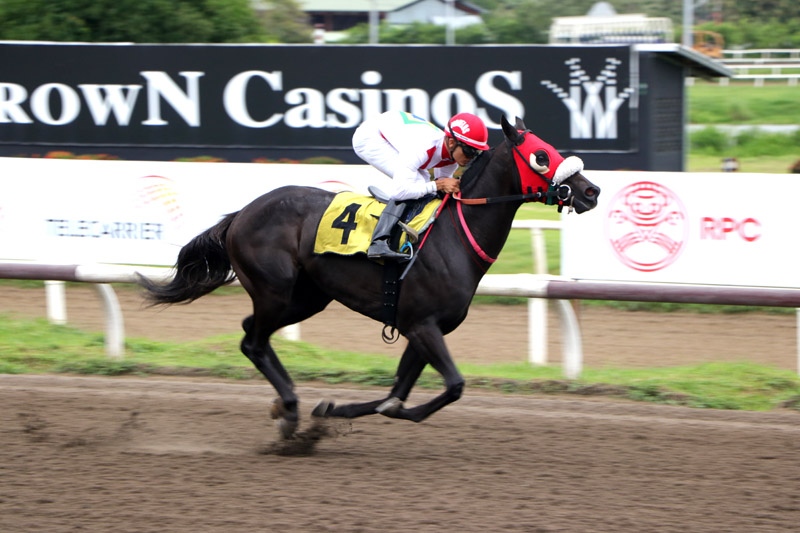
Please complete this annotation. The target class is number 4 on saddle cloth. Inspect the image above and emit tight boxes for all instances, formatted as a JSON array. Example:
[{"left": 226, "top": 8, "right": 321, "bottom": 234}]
[{"left": 314, "top": 192, "right": 441, "bottom": 258}]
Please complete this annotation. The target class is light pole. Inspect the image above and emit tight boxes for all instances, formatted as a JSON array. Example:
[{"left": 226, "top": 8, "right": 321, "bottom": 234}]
[
  {"left": 369, "top": 0, "right": 379, "bottom": 44},
  {"left": 683, "top": 0, "right": 710, "bottom": 48},
  {"left": 445, "top": 0, "right": 455, "bottom": 46},
  {"left": 682, "top": 0, "right": 693, "bottom": 48}
]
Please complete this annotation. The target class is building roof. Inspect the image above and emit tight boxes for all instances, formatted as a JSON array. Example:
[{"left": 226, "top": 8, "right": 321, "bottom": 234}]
[
  {"left": 635, "top": 43, "right": 733, "bottom": 78},
  {"left": 298, "top": 1, "right": 419, "bottom": 11},
  {"left": 586, "top": 1, "right": 617, "bottom": 17},
  {"left": 297, "top": 0, "right": 484, "bottom": 14}
]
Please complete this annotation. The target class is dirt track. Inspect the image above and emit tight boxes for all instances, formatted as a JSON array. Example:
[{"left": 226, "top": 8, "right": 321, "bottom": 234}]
[
  {"left": 2, "top": 285, "right": 800, "bottom": 531},
  {"left": 2, "top": 374, "right": 800, "bottom": 532}
]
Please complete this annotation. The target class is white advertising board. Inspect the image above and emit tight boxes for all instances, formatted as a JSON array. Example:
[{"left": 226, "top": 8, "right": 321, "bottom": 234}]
[
  {"left": 561, "top": 171, "right": 800, "bottom": 289},
  {"left": 0, "top": 157, "right": 392, "bottom": 266}
]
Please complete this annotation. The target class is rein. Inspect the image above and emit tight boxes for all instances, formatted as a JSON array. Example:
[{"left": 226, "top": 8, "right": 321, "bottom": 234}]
[
  {"left": 454, "top": 197, "right": 496, "bottom": 266},
  {"left": 452, "top": 190, "right": 545, "bottom": 205},
  {"left": 449, "top": 189, "right": 572, "bottom": 268},
  {"left": 399, "top": 194, "right": 495, "bottom": 274}
]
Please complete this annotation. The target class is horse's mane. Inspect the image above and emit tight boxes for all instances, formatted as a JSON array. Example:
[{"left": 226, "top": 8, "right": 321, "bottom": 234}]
[{"left": 459, "top": 145, "right": 496, "bottom": 190}]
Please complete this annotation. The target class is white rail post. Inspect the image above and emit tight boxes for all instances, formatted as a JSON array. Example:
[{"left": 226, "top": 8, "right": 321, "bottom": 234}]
[
  {"left": 528, "top": 227, "right": 548, "bottom": 365},
  {"left": 93, "top": 284, "right": 125, "bottom": 359},
  {"left": 557, "top": 299, "right": 583, "bottom": 379},
  {"left": 279, "top": 324, "right": 301, "bottom": 342},
  {"left": 45, "top": 280, "right": 67, "bottom": 325}
]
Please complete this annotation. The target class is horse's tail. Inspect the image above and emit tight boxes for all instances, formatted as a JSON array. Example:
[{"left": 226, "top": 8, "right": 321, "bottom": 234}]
[{"left": 139, "top": 212, "right": 238, "bottom": 305}]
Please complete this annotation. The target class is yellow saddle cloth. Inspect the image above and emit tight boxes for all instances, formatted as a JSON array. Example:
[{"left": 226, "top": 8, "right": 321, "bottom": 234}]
[{"left": 314, "top": 192, "right": 441, "bottom": 256}]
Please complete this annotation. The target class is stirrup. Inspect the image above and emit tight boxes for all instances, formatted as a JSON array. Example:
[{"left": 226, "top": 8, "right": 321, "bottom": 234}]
[{"left": 367, "top": 240, "right": 411, "bottom": 261}]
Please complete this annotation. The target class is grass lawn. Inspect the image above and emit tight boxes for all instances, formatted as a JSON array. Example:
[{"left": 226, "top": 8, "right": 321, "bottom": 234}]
[
  {"left": 1, "top": 314, "right": 799, "bottom": 412},
  {"left": 688, "top": 82, "right": 800, "bottom": 125},
  {"left": 687, "top": 153, "right": 797, "bottom": 173}
]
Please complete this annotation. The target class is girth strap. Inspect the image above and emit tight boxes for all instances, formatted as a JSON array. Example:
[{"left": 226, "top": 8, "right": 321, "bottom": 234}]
[{"left": 380, "top": 259, "right": 401, "bottom": 344}]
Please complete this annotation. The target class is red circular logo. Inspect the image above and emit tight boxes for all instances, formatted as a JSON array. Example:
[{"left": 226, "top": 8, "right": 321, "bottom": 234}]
[{"left": 604, "top": 181, "right": 688, "bottom": 272}]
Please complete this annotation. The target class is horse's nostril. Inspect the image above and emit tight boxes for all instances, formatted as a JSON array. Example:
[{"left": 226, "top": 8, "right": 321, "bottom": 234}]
[{"left": 585, "top": 187, "right": 599, "bottom": 198}]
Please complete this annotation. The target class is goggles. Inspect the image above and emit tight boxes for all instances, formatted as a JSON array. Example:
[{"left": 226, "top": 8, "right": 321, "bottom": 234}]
[{"left": 458, "top": 142, "right": 483, "bottom": 160}]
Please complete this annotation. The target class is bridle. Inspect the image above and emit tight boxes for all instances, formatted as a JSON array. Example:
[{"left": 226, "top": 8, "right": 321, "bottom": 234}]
[
  {"left": 405, "top": 131, "right": 580, "bottom": 273},
  {"left": 452, "top": 134, "right": 576, "bottom": 213},
  {"left": 446, "top": 133, "right": 578, "bottom": 268},
  {"left": 510, "top": 135, "right": 576, "bottom": 213}
]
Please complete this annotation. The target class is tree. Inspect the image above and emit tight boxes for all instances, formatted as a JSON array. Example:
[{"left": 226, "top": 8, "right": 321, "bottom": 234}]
[
  {"left": 0, "top": 0, "right": 311, "bottom": 43},
  {"left": 338, "top": 21, "right": 493, "bottom": 45},
  {"left": 483, "top": 0, "right": 549, "bottom": 43},
  {"left": 257, "top": 0, "right": 313, "bottom": 43},
  {"left": 718, "top": 0, "right": 798, "bottom": 23}
]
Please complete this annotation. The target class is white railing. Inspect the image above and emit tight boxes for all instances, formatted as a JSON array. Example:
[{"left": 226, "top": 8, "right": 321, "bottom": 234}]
[
  {"left": 719, "top": 49, "right": 800, "bottom": 85},
  {"left": 5, "top": 255, "right": 800, "bottom": 379},
  {"left": 718, "top": 63, "right": 800, "bottom": 86},
  {"left": 683, "top": 48, "right": 800, "bottom": 85},
  {"left": 0, "top": 220, "right": 575, "bottom": 372},
  {"left": 724, "top": 74, "right": 799, "bottom": 86},
  {"left": 687, "top": 72, "right": 800, "bottom": 86},
  {"left": 722, "top": 49, "right": 800, "bottom": 60},
  {"left": 0, "top": 221, "right": 566, "bottom": 362}
]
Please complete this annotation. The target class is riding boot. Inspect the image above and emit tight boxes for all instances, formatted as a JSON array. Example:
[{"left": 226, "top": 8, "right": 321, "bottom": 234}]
[{"left": 368, "top": 199, "right": 410, "bottom": 260}]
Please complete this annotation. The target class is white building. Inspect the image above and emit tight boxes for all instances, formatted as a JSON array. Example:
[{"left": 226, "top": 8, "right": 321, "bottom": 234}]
[
  {"left": 549, "top": 2, "right": 674, "bottom": 45},
  {"left": 294, "top": 0, "right": 485, "bottom": 32}
]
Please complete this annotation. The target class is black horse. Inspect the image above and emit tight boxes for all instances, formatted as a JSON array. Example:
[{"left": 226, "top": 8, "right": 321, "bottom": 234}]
[{"left": 139, "top": 116, "right": 600, "bottom": 438}]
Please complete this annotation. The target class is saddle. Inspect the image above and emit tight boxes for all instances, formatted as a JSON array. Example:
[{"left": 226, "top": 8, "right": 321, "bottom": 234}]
[
  {"left": 368, "top": 186, "right": 434, "bottom": 224},
  {"left": 313, "top": 191, "right": 440, "bottom": 257},
  {"left": 314, "top": 188, "right": 443, "bottom": 343}
]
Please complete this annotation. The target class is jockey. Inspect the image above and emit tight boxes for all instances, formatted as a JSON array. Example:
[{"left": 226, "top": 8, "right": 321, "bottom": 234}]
[{"left": 352, "top": 110, "right": 489, "bottom": 260}]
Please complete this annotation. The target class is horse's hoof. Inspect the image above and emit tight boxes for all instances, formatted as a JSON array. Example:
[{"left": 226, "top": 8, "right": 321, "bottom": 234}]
[
  {"left": 376, "top": 397, "right": 403, "bottom": 416},
  {"left": 270, "top": 398, "right": 298, "bottom": 439},
  {"left": 276, "top": 418, "right": 298, "bottom": 440},
  {"left": 269, "top": 398, "right": 284, "bottom": 420},
  {"left": 312, "top": 399, "right": 334, "bottom": 418}
]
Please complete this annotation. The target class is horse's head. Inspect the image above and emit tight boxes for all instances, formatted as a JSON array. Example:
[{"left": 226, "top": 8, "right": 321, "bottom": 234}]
[{"left": 501, "top": 115, "right": 600, "bottom": 214}]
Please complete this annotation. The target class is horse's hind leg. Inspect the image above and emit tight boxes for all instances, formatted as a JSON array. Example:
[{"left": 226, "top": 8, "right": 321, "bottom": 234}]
[
  {"left": 241, "top": 314, "right": 299, "bottom": 438},
  {"left": 232, "top": 261, "right": 300, "bottom": 438},
  {"left": 240, "top": 277, "right": 332, "bottom": 438},
  {"left": 241, "top": 314, "right": 293, "bottom": 390}
]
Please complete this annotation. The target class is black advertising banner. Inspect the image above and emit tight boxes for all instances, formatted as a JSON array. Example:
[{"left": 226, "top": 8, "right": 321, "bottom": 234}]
[{"left": 0, "top": 42, "right": 636, "bottom": 156}]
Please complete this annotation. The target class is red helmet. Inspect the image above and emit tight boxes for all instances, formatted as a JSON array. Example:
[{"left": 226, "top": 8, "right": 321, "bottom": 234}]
[{"left": 446, "top": 112, "right": 489, "bottom": 151}]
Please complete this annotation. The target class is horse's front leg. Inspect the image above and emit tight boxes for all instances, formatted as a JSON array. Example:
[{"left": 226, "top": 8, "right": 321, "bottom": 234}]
[
  {"left": 379, "top": 322, "right": 464, "bottom": 423},
  {"left": 315, "top": 322, "right": 464, "bottom": 423},
  {"left": 312, "top": 344, "right": 427, "bottom": 419}
]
